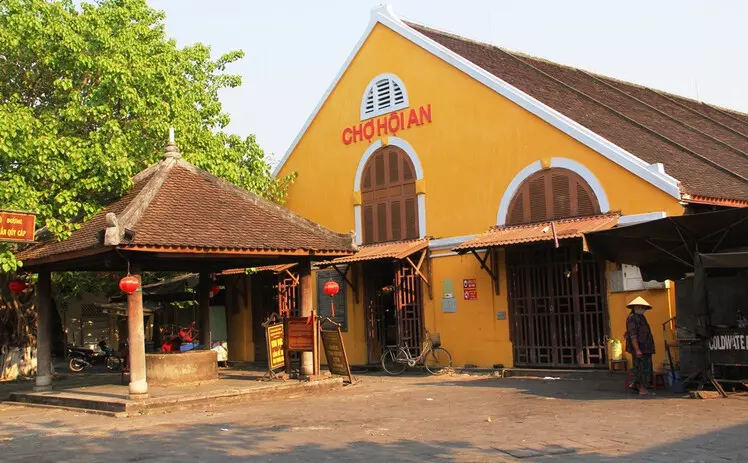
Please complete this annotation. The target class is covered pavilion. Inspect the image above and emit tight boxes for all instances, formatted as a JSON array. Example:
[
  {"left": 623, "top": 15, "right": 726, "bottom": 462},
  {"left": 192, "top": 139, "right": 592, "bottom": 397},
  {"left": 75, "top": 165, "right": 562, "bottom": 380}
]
[{"left": 16, "top": 138, "right": 355, "bottom": 398}]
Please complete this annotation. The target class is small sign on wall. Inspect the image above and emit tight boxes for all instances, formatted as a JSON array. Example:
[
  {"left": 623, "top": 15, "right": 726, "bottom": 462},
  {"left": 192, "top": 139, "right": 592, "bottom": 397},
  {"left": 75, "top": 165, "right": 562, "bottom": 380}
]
[{"left": 463, "top": 279, "right": 477, "bottom": 300}]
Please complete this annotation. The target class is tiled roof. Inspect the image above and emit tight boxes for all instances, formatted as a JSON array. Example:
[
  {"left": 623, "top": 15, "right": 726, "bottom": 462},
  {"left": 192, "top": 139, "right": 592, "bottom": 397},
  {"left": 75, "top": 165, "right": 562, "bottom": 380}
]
[
  {"left": 408, "top": 23, "right": 748, "bottom": 202},
  {"left": 221, "top": 263, "right": 297, "bottom": 275},
  {"left": 18, "top": 148, "right": 355, "bottom": 264},
  {"left": 454, "top": 214, "right": 620, "bottom": 251},
  {"left": 321, "top": 239, "right": 429, "bottom": 265}
]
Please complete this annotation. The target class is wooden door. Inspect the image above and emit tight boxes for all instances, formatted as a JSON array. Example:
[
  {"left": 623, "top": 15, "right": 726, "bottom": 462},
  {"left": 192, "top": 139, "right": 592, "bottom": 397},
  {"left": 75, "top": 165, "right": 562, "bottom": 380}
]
[
  {"left": 395, "top": 262, "right": 424, "bottom": 357},
  {"left": 507, "top": 242, "right": 608, "bottom": 368}
]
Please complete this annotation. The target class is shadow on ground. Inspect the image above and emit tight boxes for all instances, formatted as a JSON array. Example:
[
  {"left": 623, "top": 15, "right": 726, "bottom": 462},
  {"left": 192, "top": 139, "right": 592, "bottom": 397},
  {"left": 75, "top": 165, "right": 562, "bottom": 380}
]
[
  {"left": 415, "top": 375, "right": 689, "bottom": 401},
  {"left": 0, "top": 415, "right": 746, "bottom": 462}
]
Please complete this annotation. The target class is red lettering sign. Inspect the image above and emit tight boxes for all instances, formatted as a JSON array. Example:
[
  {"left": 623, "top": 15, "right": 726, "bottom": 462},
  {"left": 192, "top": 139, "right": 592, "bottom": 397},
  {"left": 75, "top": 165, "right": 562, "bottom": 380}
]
[
  {"left": 0, "top": 210, "right": 36, "bottom": 243},
  {"left": 342, "top": 104, "right": 433, "bottom": 145}
]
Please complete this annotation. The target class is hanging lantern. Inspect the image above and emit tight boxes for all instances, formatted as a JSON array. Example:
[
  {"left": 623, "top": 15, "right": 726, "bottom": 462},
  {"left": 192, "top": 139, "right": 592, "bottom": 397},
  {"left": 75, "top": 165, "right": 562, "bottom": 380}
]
[
  {"left": 8, "top": 279, "right": 27, "bottom": 294},
  {"left": 323, "top": 280, "right": 339, "bottom": 297},
  {"left": 209, "top": 284, "right": 221, "bottom": 298},
  {"left": 119, "top": 275, "right": 140, "bottom": 295}
]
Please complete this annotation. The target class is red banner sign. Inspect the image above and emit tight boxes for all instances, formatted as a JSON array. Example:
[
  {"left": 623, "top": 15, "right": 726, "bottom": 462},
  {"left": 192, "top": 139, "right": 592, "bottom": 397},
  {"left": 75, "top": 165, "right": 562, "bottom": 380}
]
[
  {"left": 0, "top": 210, "right": 36, "bottom": 243},
  {"left": 342, "top": 104, "right": 432, "bottom": 145},
  {"left": 463, "top": 279, "right": 477, "bottom": 300}
]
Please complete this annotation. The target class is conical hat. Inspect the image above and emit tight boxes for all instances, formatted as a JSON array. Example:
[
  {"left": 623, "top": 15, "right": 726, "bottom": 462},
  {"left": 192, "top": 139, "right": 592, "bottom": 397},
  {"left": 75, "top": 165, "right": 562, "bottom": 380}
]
[{"left": 626, "top": 296, "right": 652, "bottom": 309}]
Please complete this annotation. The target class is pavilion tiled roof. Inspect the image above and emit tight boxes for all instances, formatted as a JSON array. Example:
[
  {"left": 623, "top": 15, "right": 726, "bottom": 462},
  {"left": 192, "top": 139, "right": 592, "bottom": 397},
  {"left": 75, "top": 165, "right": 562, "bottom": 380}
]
[
  {"left": 408, "top": 22, "right": 748, "bottom": 203},
  {"left": 17, "top": 144, "right": 355, "bottom": 264},
  {"left": 320, "top": 238, "right": 429, "bottom": 265},
  {"left": 453, "top": 214, "right": 620, "bottom": 252}
]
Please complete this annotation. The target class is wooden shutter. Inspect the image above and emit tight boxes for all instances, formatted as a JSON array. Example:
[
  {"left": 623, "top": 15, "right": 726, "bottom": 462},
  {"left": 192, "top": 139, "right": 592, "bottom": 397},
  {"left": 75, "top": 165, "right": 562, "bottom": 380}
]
[
  {"left": 551, "top": 173, "right": 571, "bottom": 219},
  {"left": 363, "top": 205, "right": 374, "bottom": 244},
  {"left": 360, "top": 147, "right": 419, "bottom": 244},
  {"left": 505, "top": 168, "right": 600, "bottom": 225},
  {"left": 576, "top": 182, "right": 597, "bottom": 217},
  {"left": 508, "top": 192, "right": 525, "bottom": 224},
  {"left": 405, "top": 198, "right": 417, "bottom": 239},
  {"left": 528, "top": 176, "right": 547, "bottom": 223}
]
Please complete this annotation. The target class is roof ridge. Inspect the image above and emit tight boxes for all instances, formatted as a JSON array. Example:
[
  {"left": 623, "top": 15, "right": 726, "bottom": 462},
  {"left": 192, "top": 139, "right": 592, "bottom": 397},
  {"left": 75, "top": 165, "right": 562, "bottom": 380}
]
[
  {"left": 404, "top": 21, "right": 748, "bottom": 118},
  {"left": 102, "top": 157, "right": 178, "bottom": 246},
  {"left": 173, "top": 160, "right": 353, "bottom": 248}
]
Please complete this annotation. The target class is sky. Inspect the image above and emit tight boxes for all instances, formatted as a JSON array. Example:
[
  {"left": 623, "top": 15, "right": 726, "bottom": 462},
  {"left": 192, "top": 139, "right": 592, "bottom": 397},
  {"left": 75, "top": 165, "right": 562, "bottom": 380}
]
[{"left": 148, "top": 0, "right": 748, "bottom": 166}]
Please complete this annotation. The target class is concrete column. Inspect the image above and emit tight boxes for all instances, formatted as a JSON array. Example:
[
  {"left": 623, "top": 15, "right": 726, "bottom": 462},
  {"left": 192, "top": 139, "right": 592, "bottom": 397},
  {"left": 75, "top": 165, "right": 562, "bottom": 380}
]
[
  {"left": 298, "top": 259, "right": 314, "bottom": 376},
  {"left": 35, "top": 271, "right": 52, "bottom": 391},
  {"left": 127, "top": 269, "right": 148, "bottom": 398},
  {"left": 199, "top": 271, "right": 211, "bottom": 347}
]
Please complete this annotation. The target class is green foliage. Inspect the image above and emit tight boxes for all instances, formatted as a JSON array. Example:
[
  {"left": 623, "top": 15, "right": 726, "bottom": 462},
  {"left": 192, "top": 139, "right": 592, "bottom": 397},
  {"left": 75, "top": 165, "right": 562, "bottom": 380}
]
[{"left": 0, "top": 0, "right": 294, "bottom": 274}]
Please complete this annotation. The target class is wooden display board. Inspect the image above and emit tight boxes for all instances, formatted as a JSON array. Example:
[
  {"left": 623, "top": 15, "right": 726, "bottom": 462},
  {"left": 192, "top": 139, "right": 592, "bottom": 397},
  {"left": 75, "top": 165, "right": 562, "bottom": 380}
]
[
  {"left": 284, "top": 316, "right": 319, "bottom": 376},
  {"left": 320, "top": 318, "right": 354, "bottom": 384}
]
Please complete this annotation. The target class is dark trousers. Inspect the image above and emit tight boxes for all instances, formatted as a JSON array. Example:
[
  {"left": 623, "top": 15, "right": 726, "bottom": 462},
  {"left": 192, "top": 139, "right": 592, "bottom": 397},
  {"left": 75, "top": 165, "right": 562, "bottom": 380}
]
[{"left": 632, "top": 353, "right": 653, "bottom": 387}]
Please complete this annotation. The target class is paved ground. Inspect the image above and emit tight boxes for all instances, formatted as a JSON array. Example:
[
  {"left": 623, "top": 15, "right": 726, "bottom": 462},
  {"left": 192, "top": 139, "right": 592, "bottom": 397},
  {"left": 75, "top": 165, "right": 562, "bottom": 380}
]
[{"left": 1, "top": 372, "right": 747, "bottom": 462}]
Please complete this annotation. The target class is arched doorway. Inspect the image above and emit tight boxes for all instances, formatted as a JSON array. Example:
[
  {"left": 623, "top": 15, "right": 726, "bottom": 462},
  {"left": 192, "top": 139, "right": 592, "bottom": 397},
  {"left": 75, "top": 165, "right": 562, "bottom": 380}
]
[
  {"left": 359, "top": 145, "right": 424, "bottom": 363},
  {"left": 360, "top": 145, "right": 419, "bottom": 244},
  {"left": 504, "top": 168, "right": 609, "bottom": 368}
]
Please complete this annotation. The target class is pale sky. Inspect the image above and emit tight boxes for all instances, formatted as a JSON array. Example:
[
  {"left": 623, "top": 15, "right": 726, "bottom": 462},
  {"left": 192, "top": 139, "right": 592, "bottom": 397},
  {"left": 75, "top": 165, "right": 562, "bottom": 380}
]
[{"left": 149, "top": 0, "right": 748, "bottom": 165}]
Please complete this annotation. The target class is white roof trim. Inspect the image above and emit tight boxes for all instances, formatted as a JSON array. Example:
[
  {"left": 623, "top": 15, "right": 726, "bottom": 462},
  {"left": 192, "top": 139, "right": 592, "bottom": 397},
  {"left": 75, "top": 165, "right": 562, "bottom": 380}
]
[
  {"left": 618, "top": 211, "right": 668, "bottom": 226},
  {"left": 274, "top": 5, "right": 682, "bottom": 201}
]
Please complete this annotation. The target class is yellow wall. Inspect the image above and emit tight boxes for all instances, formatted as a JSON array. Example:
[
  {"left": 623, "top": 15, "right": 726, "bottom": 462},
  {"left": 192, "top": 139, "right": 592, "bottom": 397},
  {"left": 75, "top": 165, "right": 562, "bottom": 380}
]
[
  {"left": 277, "top": 24, "right": 683, "bottom": 236},
  {"left": 608, "top": 286, "right": 674, "bottom": 370},
  {"left": 275, "top": 23, "right": 685, "bottom": 369},
  {"left": 424, "top": 251, "right": 513, "bottom": 368},
  {"left": 226, "top": 275, "right": 254, "bottom": 362}
]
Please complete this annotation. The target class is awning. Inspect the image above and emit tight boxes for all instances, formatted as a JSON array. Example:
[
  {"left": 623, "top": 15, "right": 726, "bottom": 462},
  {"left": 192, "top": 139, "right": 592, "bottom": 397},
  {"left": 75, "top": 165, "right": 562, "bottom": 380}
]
[
  {"left": 321, "top": 239, "right": 429, "bottom": 265},
  {"left": 699, "top": 252, "right": 748, "bottom": 269},
  {"left": 454, "top": 214, "right": 620, "bottom": 252},
  {"left": 585, "top": 208, "right": 748, "bottom": 281}
]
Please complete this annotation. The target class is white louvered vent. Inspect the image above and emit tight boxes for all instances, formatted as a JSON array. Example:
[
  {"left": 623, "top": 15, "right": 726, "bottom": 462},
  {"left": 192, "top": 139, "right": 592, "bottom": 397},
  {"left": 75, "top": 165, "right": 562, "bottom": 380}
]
[{"left": 360, "top": 74, "right": 409, "bottom": 120}]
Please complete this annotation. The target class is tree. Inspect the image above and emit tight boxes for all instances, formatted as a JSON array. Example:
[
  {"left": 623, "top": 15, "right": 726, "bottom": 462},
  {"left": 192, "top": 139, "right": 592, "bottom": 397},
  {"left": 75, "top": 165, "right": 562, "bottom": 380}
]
[{"left": 0, "top": 0, "right": 293, "bottom": 362}]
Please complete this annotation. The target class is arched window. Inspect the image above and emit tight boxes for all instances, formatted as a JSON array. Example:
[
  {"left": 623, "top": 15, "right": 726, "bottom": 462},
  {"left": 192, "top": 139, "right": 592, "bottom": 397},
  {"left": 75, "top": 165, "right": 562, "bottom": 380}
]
[
  {"left": 360, "top": 74, "right": 409, "bottom": 120},
  {"left": 506, "top": 168, "right": 600, "bottom": 225},
  {"left": 361, "top": 146, "right": 418, "bottom": 244}
]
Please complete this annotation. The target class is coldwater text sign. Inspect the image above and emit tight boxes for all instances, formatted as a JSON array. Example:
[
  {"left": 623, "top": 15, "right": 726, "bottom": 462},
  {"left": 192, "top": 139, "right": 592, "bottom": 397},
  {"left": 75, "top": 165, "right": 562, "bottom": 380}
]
[{"left": 0, "top": 210, "right": 35, "bottom": 243}]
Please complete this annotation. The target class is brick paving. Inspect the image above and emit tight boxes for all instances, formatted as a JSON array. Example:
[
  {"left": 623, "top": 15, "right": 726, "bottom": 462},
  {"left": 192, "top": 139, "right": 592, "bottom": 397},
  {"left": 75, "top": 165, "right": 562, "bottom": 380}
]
[{"left": 0, "top": 373, "right": 747, "bottom": 462}]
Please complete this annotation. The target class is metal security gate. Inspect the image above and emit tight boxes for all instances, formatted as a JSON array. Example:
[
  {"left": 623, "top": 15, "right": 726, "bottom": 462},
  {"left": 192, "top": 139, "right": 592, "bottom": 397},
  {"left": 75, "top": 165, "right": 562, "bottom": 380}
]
[
  {"left": 506, "top": 242, "right": 608, "bottom": 368},
  {"left": 395, "top": 263, "right": 424, "bottom": 357}
]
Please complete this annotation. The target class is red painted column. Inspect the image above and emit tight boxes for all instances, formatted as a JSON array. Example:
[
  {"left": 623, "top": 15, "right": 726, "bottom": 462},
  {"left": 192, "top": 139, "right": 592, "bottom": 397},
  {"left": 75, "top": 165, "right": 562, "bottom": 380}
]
[{"left": 127, "top": 269, "right": 148, "bottom": 398}]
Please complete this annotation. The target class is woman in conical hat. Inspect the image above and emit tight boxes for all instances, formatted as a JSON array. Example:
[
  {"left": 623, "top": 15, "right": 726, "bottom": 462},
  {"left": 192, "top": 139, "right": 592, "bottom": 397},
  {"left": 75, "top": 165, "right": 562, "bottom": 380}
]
[{"left": 625, "top": 296, "right": 655, "bottom": 395}]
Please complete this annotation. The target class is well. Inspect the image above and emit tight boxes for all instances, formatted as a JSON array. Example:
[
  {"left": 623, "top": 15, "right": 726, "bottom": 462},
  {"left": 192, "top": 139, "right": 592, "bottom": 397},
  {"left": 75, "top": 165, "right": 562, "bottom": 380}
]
[{"left": 145, "top": 350, "right": 218, "bottom": 386}]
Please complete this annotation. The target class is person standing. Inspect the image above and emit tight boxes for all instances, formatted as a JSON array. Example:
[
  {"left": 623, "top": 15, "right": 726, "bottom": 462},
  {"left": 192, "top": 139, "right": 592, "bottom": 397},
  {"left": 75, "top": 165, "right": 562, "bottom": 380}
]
[{"left": 625, "top": 297, "right": 655, "bottom": 395}]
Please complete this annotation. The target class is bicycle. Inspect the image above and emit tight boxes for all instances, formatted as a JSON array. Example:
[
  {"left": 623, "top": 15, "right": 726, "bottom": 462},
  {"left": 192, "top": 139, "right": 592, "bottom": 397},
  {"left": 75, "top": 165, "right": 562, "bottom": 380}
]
[{"left": 381, "top": 330, "right": 452, "bottom": 375}]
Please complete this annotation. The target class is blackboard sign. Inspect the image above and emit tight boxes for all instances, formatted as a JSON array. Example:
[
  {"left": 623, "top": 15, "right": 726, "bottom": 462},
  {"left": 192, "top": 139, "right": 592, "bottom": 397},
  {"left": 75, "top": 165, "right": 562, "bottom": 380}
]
[
  {"left": 320, "top": 319, "right": 354, "bottom": 384},
  {"left": 708, "top": 329, "right": 748, "bottom": 366}
]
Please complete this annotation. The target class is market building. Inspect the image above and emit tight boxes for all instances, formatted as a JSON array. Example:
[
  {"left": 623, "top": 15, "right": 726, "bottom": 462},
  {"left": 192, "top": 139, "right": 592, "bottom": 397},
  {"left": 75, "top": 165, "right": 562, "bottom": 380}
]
[{"left": 271, "top": 6, "right": 748, "bottom": 370}]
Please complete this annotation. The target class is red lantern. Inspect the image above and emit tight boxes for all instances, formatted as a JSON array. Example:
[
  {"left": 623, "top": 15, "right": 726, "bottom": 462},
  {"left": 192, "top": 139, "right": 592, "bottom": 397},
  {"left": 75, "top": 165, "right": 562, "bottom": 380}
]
[
  {"left": 209, "top": 284, "right": 221, "bottom": 298},
  {"left": 119, "top": 275, "right": 140, "bottom": 295},
  {"left": 8, "top": 279, "right": 26, "bottom": 294},
  {"left": 323, "top": 280, "right": 339, "bottom": 297}
]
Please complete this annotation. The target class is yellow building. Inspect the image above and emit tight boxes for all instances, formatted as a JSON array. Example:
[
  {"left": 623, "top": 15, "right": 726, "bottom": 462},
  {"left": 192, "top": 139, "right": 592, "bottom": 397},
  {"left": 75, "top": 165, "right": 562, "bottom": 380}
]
[{"left": 269, "top": 6, "right": 748, "bottom": 371}]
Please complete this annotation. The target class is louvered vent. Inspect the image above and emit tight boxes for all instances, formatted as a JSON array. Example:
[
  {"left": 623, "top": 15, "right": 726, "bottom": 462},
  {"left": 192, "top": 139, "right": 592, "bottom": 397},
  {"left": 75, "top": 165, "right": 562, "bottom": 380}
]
[
  {"left": 505, "top": 168, "right": 600, "bottom": 225},
  {"left": 360, "top": 74, "right": 410, "bottom": 120}
]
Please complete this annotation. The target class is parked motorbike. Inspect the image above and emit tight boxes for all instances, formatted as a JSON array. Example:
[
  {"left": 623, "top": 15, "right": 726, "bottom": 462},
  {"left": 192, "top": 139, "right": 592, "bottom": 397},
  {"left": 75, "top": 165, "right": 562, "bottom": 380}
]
[{"left": 67, "top": 339, "right": 123, "bottom": 372}]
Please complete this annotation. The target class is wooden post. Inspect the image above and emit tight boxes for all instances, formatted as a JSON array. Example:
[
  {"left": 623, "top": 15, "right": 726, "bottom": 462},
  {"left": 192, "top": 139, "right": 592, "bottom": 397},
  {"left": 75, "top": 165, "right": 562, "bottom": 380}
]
[
  {"left": 127, "top": 269, "right": 148, "bottom": 398},
  {"left": 299, "top": 259, "right": 314, "bottom": 376},
  {"left": 35, "top": 271, "right": 53, "bottom": 391},
  {"left": 199, "top": 271, "right": 212, "bottom": 347}
]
